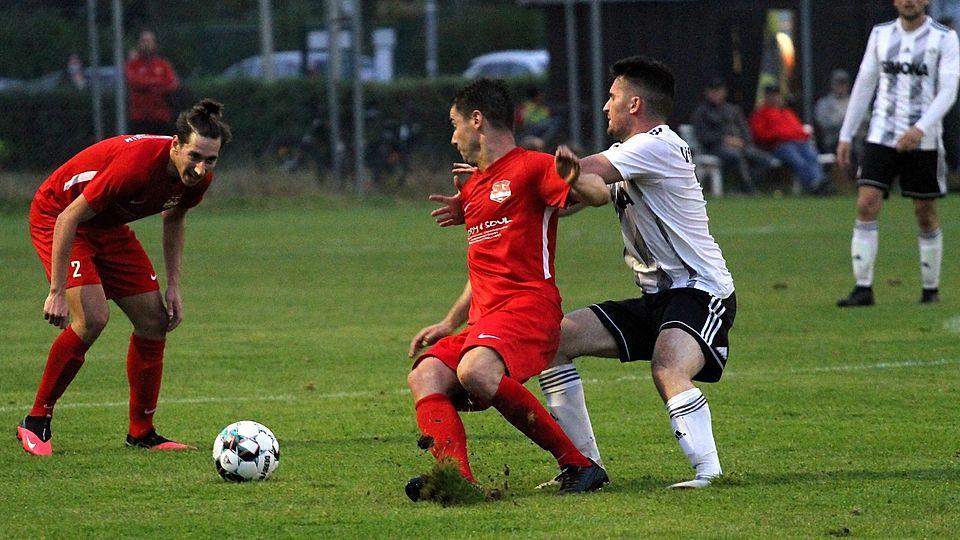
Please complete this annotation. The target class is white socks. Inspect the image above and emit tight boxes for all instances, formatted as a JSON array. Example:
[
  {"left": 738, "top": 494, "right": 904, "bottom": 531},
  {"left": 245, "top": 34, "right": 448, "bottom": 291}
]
[
  {"left": 538, "top": 364, "right": 603, "bottom": 468},
  {"left": 666, "top": 387, "right": 721, "bottom": 479},
  {"left": 851, "top": 220, "right": 879, "bottom": 287},
  {"left": 919, "top": 228, "right": 943, "bottom": 290}
]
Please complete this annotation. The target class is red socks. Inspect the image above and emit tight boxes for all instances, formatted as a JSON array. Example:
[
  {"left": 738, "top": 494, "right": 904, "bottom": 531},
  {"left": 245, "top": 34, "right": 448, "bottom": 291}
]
[
  {"left": 29, "top": 327, "right": 90, "bottom": 417},
  {"left": 414, "top": 393, "right": 475, "bottom": 482},
  {"left": 490, "top": 375, "right": 591, "bottom": 468},
  {"left": 126, "top": 334, "right": 165, "bottom": 438}
]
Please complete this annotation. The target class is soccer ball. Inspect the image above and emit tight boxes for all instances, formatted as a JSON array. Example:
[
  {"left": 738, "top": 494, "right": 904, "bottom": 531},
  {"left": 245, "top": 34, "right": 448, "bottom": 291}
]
[{"left": 212, "top": 421, "right": 280, "bottom": 482}]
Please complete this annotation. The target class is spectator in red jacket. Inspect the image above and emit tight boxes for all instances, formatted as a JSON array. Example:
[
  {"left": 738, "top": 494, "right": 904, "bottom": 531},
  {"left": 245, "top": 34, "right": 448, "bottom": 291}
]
[
  {"left": 126, "top": 30, "right": 179, "bottom": 135},
  {"left": 750, "top": 84, "right": 830, "bottom": 195}
]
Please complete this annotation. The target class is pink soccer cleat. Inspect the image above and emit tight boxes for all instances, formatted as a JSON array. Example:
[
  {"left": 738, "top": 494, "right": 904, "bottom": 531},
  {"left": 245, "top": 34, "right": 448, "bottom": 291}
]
[
  {"left": 17, "top": 416, "right": 53, "bottom": 457},
  {"left": 126, "top": 429, "right": 195, "bottom": 451}
]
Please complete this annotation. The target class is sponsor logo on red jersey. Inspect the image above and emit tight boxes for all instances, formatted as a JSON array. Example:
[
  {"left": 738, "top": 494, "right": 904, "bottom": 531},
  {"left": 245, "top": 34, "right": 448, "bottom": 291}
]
[
  {"left": 490, "top": 180, "right": 511, "bottom": 203},
  {"left": 163, "top": 195, "right": 182, "bottom": 209}
]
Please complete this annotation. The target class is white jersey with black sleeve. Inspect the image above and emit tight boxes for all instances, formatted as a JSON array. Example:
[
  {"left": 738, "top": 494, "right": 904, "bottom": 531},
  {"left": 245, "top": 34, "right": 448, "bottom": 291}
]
[
  {"left": 840, "top": 17, "right": 960, "bottom": 150},
  {"left": 599, "top": 125, "right": 735, "bottom": 299}
]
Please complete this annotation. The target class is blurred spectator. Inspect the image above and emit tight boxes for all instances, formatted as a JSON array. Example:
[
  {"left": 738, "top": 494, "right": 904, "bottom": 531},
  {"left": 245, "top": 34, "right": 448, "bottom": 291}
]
[
  {"left": 65, "top": 53, "right": 87, "bottom": 91},
  {"left": 125, "top": 29, "right": 179, "bottom": 135},
  {"left": 515, "top": 87, "right": 560, "bottom": 148},
  {"left": 750, "top": 84, "right": 830, "bottom": 195},
  {"left": 814, "top": 69, "right": 851, "bottom": 153},
  {"left": 690, "top": 77, "right": 776, "bottom": 194}
]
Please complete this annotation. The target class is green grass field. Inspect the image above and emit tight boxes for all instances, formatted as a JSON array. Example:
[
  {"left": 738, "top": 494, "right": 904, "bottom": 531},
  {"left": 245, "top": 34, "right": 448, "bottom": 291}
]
[{"left": 1, "top": 192, "right": 957, "bottom": 538}]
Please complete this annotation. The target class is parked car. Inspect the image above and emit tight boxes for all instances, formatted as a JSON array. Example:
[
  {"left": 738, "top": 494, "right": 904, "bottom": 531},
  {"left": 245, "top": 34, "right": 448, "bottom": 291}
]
[
  {"left": 221, "top": 50, "right": 375, "bottom": 81},
  {"left": 0, "top": 77, "right": 26, "bottom": 92},
  {"left": 20, "top": 66, "right": 118, "bottom": 93},
  {"left": 462, "top": 49, "right": 549, "bottom": 79}
]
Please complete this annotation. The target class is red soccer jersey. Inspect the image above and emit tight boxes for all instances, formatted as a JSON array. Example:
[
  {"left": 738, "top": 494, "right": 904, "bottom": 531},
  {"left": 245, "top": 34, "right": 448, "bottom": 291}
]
[
  {"left": 460, "top": 147, "right": 572, "bottom": 322},
  {"left": 30, "top": 135, "right": 212, "bottom": 229}
]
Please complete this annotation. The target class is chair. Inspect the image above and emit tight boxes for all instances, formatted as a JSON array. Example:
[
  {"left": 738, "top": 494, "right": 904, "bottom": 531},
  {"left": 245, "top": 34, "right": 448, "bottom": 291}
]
[{"left": 677, "top": 124, "right": 724, "bottom": 197}]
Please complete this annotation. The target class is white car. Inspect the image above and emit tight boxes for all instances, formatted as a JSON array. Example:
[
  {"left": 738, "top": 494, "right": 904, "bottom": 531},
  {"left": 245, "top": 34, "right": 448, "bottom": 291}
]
[
  {"left": 222, "top": 50, "right": 375, "bottom": 81},
  {"left": 462, "top": 49, "right": 549, "bottom": 79}
]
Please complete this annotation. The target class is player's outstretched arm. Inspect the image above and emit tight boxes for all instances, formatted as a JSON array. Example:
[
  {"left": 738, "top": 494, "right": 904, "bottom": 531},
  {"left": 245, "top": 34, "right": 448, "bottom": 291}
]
[
  {"left": 408, "top": 281, "right": 471, "bottom": 358},
  {"left": 556, "top": 145, "right": 609, "bottom": 207},
  {"left": 428, "top": 163, "right": 473, "bottom": 227}
]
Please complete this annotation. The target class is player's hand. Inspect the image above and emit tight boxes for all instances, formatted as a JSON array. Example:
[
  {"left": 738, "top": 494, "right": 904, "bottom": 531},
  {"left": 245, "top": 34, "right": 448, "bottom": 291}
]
[
  {"left": 43, "top": 290, "right": 69, "bottom": 329},
  {"left": 836, "top": 141, "right": 852, "bottom": 170},
  {"left": 408, "top": 321, "right": 454, "bottom": 358},
  {"left": 895, "top": 127, "right": 924, "bottom": 153},
  {"left": 555, "top": 144, "right": 581, "bottom": 185},
  {"left": 165, "top": 286, "right": 183, "bottom": 332},
  {"left": 428, "top": 167, "right": 471, "bottom": 227},
  {"left": 451, "top": 162, "right": 476, "bottom": 177}
]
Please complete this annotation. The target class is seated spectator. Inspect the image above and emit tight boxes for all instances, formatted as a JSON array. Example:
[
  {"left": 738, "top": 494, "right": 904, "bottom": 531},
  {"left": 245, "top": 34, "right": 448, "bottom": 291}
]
[
  {"left": 690, "top": 77, "right": 776, "bottom": 194},
  {"left": 814, "top": 69, "right": 851, "bottom": 153},
  {"left": 750, "top": 84, "right": 830, "bottom": 195},
  {"left": 516, "top": 87, "right": 560, "bottom": 148}
]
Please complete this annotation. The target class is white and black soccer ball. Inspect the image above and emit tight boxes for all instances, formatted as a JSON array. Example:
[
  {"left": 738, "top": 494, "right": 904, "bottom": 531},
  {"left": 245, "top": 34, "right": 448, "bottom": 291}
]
[{"left": 212, "top": 421, "right": 280, "bottom": 482}]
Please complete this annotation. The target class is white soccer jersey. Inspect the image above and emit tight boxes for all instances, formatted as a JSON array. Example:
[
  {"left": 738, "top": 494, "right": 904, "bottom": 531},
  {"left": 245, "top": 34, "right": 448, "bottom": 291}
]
[
  {"left": 840, "top": 16, "right": 960, "bottom": 150},
  {"left": 600, "top": 125, "right": 734, "bottom": 298}
]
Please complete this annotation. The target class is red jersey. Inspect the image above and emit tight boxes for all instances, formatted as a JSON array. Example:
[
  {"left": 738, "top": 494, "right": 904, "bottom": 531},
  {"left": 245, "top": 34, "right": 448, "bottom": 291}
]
[
  {"left": 30, "top": 135, "right": 212, "bottom": 229},
  {"left": 125, "top": 55, "right": 179, "bottom": 124},
  {"left": 749, "top": 104, "right": 810, "bottom": 149},
  {"left": 460, "top": 147, "right": 572, "bottom": 323}
]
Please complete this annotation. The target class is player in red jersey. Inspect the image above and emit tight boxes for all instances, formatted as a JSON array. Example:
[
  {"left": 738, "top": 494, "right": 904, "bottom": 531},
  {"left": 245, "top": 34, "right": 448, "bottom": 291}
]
[
  {"left": 404, "top": 78, "right": 607, "bottom": 500},
  {"left": 16, "top": 99, "right": 231, "bottom": 456}
]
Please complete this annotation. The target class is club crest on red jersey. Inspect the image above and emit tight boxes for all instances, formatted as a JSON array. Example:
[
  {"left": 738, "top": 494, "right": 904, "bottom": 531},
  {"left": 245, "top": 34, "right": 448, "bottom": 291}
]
[{"left": 490, "top": 179, "right": 511, "bottom": 203}]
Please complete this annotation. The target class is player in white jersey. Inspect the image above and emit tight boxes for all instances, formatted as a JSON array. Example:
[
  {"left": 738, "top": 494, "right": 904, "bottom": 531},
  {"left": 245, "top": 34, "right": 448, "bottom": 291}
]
[
  {"left": 544, "top": 56, "right": 735, "bottom": 489},
  {"left": 423, "top": 56, "right": 736, "bottom": 489},
  {"left": 836, "top": 0, "right": 959, "bottom": 307}
]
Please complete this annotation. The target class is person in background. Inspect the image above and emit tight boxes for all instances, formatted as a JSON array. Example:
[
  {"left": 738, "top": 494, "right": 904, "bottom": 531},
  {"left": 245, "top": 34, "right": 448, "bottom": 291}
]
[
  {"left": 814, "top": 69, "right": 852, "bottom": 154},
  {"left": 835, "top": 0, "right": 959, "bottom": 307},
  {"left": 65, "top": 53, "right": 87, "bottom": 91},
  {"left": 126, "top": 29, "right": 179, "bottom": 135},
  {"left": 750, "top": 84, "right": 831, "bottom": 195},
  {"left": 516, "top": 87, "right": 561, "bottom": 150},
  {"left": 690, "top": 77, "right": 776, "bottom": 194}
]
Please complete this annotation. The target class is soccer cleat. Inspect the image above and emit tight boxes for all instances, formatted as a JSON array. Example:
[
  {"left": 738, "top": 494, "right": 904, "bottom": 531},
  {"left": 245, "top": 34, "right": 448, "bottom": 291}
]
[
  {"left": 16, "top": 416, "right": 53, "bottom": 457},
  {"left": 125, "top": 429, "right": 194, "bottom": 450},
  {"left": 535, "top": 472, "right": 562, "bottom": 490},
  {"left": 837, "top": 286, "right": 875, "bottom": 307},
  {"left": 668, "top": 475, "right": 717, "bottom": 490},
  {"left": 920, "top": 288, "right": 940, "bottom": 304},
  {"left": 557, "top": 459, "right": 609, "bottom": 494},
  {"left": 405, "top": 475, "right": 426, "bottom": 502}
]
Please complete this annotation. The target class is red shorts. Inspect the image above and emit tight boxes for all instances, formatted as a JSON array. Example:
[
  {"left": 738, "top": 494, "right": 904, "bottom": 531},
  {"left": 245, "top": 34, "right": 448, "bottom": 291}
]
[
  {"left": 414, "top": 293, "right": 562, "bottom": 384},
  {"left": 29, "top": 219, "right": 159, "bottom": 300}
]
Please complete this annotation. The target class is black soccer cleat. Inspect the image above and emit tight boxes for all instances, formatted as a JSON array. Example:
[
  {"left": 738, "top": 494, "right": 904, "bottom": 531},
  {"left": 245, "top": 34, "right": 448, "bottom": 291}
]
[
  {"left": 405, "top": 475, "right": 426, "bottom": 502},
  {"left": 920, "top": 288, "right": 940, "bottom": 304},
  {"left": 125, "top": 429, "right": 193, "bottom": 450},
  {"left": 557, "top": 459, "right": 609, "bottom": 494},
  {"left": 837, "top": 286, "right": 875, "bottom": 307}
]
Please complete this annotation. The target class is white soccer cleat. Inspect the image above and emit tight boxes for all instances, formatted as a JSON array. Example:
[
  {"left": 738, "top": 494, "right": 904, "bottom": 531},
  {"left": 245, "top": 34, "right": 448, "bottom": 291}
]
[
  {"left": 667, "top": 476, "right": 716, "bottom": 490},
  {"left": 535, "top": 472, "right": 562, "bottom": 490}
]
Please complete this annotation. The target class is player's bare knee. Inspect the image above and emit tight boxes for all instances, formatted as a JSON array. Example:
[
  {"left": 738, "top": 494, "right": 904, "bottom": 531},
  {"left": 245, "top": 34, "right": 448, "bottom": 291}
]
[
  {"left": 407, "top": 358, "right": 448, "bottom": 398},
  {"left": 651, "top": 358, "right": 696, "bottom": 386},
  {"left": 73, "top": 311, "right": 109, "bottom": 342},
  {"left": 456, "top": 358, "right": 501, "bottom": 400}
]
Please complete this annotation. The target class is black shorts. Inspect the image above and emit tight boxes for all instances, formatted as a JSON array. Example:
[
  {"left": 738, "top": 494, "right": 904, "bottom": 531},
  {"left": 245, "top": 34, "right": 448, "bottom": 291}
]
[
  {"left": 588, "top": 289, "right": 736, "bottom": 383},
  {"left": 857, "top": 142, "right": 947, "bottom": 199}
]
